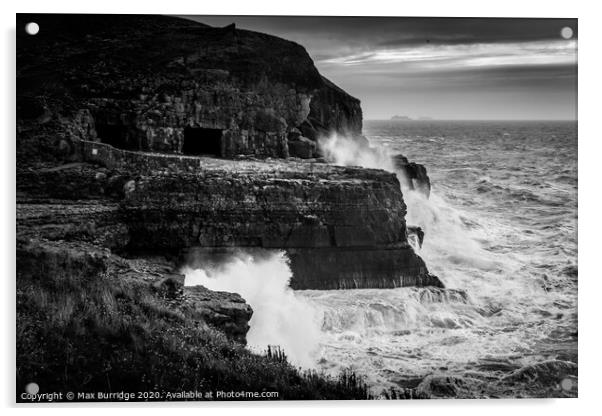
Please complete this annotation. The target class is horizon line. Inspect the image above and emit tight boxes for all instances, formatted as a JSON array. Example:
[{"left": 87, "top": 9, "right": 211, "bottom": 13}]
[{"left": 365, "top": 118, "right": 577, "bottom": 122}]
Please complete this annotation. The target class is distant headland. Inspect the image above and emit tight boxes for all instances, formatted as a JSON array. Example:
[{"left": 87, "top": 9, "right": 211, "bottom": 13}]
[{"left": 391, "top": 115, "right": 434, "bottom": 121}]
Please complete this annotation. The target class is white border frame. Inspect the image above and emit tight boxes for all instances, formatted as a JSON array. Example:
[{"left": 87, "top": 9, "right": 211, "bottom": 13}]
[{"left": 2, "top": 1, "right": 598, "bottom": 415}]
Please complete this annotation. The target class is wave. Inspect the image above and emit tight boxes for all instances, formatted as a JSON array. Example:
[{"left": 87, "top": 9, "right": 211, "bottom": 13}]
[
  {"left": 303, "top": 287, "right": 473, "bottom": 334},
  {"left": 183, "top": 250, "right": 322, "bottom": 368}
]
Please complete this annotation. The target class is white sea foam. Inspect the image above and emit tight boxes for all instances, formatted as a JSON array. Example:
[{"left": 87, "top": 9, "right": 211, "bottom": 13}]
[
  {"left": 308, "top": 129, "right": 576, "bottom": 390},
  {"left": 319, "top": 132, "right": 397, "bottom": 172},
  {"left": 183, "top": 251, "right": 321, "bottom": 368}
]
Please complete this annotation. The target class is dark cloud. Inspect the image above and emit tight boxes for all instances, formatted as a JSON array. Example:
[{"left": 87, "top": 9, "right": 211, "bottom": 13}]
[
  {"left": 183, "top": 16, "right": 577, "bottom": 47},
  {"left": 373, "top": 18, "right": 578, "bottom": 46}
]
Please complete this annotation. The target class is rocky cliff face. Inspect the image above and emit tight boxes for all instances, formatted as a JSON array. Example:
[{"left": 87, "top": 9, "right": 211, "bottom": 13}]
[
  {"left": 302, "top": 76, "right": 363, "bottom": 141},
  {"left": 17, "top": 14, "right": 441, "bottom": 348},
  {"left": 17, "top": 14, "right": 361, "bottom": 161},
  {"left": 18, "top": 141, "right": 440, "bottom": 290}
]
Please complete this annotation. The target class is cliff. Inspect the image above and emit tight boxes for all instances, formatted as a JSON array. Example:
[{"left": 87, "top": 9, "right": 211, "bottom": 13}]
[
  {"left": 18, "top": 142, "right": 439, "bottom": 290},
  {"left": 16, "top": 14, "right": 440, "bottom": 397},
  {"left": 17, "top": 13, "right": 438, "bottom": 290},
  {"left": 302, "top": 76, "right": 363, "bottom": 140},
  {"left": 17, "top": 14, "right": 363, "bottom": 161}
]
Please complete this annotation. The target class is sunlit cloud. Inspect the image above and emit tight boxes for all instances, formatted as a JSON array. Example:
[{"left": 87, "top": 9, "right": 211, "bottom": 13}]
[{"left": 319, "top": 40, "right": 577, "bottom": 71}]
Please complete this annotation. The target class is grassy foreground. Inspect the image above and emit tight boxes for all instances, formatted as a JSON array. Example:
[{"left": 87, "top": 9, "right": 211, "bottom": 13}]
[{"left": 16, "top": 243, "right": 371, "bottom": 402}]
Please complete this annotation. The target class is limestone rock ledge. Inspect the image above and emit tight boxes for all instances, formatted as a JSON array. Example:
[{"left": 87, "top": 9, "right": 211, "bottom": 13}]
[{"left": 18, "top": 142, "right": 441, "bottom": 290}]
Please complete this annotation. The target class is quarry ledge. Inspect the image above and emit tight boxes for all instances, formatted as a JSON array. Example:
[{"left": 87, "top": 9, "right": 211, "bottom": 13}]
[
  {"left": 18, "top": 141, "right": 441, "bottom": 292},
  {"left": 74, "top": 138, "right": 401, "bottom": 181}
]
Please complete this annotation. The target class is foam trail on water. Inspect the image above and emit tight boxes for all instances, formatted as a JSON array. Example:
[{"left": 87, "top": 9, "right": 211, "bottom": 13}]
[{"left": 183, "top": 251, "right": 321, "bottom": 368}]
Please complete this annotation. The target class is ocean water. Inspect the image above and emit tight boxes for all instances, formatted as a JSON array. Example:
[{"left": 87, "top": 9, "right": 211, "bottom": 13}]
[
  {"left": 300, "top": 120, "right": 578, "bottom": 392},
  {"left": 185, "top": 120, "right": 578, "bottom": 396}
]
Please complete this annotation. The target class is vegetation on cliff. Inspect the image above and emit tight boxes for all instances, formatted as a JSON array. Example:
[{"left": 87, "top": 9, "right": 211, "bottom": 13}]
[{"left": 16, "top": 240, "right": 371, "bottom": 401}]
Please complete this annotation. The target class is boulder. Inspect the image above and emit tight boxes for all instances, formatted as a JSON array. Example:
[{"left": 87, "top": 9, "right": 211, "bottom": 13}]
[
  {"left": 123, "top": 179, "right": 136, "bottom": 197},
  {"left": 183, "top": 285, "right": 253, "bottom": 343},
  {"left": 393, "top": 154, "right": 431, "bottom": 198}
]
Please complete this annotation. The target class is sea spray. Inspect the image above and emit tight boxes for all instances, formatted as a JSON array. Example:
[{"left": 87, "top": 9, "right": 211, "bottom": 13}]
[
  {"left": 319, "top": 133, "right": 397, "bottom": 172},
  {"left": 183, "top": 250, "right": 322, "bottom": 368},
  {"left": 307, "top": 122, "right": 577, "bottom": 392},
  {"left": 319, "top": 132, "right": 502, "bottom": 289}
]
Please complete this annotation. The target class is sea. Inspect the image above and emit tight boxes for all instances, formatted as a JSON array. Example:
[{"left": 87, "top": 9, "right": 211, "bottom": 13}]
[{"left": 185, "top": 120, "right": 578, "bottom": 397}]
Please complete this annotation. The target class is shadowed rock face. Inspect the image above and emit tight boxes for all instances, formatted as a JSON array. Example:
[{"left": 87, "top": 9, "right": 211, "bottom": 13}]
[
  {"left": 17, "top": 14, "right": 362, "bottom": 160},
  {"left": 288, "top": 248, "right": 442, "bottom": 290},
  {"left": 307, "top": 76, "right": 363, "bottom": 139}
]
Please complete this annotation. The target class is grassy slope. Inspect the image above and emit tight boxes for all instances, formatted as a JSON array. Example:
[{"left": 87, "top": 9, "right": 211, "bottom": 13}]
[{"left": 16, "top": 242, "right": 371, "bottom": 401}]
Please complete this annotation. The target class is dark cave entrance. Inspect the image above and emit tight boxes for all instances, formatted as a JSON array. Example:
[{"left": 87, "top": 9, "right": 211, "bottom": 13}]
[
  {"left": 96, "top": 123, "right": 142, "bottom": 151},
  {"left": 182, "top": 127, "right": 223, "bottom": 156}
]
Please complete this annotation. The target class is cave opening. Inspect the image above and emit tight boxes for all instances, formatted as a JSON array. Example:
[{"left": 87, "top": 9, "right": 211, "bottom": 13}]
[
  {"left": 96, "top": 123, "right": 140, "bottom": 151},
  {"left": 182, "top": 126, "right": 223, "bottom": 156}
]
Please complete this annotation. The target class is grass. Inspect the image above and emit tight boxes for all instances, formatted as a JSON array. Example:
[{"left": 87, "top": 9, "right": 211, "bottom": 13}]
[{"left": 16, "top": 245, "right": 372, "bottom": 401}]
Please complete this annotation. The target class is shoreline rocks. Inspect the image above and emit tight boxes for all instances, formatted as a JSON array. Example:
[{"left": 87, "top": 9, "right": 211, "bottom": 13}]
[{"left": 393, "top": 154, "right": 431, "bottom": 198}]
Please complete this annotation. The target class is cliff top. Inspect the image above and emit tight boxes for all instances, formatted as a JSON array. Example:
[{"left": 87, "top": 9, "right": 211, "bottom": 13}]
[{"left": 17, "top": 14, "right": 324, "bottom": 98}]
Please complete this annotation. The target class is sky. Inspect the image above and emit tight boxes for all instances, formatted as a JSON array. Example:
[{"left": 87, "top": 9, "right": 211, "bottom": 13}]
[{"left": 183, "top": 16, "right": 577, "bottom": 120}]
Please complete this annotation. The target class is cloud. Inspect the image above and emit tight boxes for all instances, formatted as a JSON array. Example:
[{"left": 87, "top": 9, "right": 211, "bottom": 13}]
[{"left": 318, "top": 40, "right": 577, "bottom": 72}]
